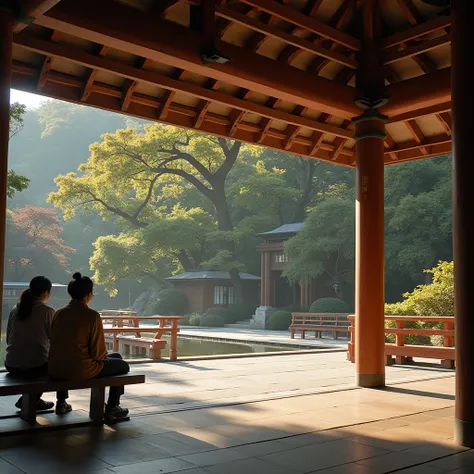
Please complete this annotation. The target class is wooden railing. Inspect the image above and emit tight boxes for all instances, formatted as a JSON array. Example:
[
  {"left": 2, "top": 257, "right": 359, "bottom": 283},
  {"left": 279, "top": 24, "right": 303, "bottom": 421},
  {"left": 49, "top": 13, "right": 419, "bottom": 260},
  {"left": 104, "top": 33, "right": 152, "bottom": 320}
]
[
  {"left": 100, "top": 314, "right": 182, "bottom": 361},
  {"left": 290, "top": 313, "right": 350, "bottom": 340},
  {"left": 347, "top": 315, "right": 455, "bottom": 368}
]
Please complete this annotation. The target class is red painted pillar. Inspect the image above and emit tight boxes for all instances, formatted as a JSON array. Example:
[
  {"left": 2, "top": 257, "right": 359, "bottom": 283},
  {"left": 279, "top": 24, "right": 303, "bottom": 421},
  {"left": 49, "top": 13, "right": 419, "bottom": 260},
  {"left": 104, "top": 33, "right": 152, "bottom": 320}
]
[
  {"left": 354, "top": 110, "right": 386, "bottom": 388},
  {"left": 452, "top": 0, "right": 474, "bottom": 448},
  {"left": 264, "top": 251, "right": 272, "bottom": 306},
  {"left": 260, "top": 251, "right": 266, "bottom": 305},
  {"left": 0, "top": 9, "right": 13, "bottom": 337}
]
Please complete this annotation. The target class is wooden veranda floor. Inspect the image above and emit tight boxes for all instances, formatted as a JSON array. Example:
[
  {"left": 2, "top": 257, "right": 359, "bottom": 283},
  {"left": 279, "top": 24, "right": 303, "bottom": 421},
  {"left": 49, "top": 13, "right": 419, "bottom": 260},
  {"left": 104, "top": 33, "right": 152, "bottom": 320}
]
[{"left": 0, "top": 353, "right": 466, "bottom": 474}]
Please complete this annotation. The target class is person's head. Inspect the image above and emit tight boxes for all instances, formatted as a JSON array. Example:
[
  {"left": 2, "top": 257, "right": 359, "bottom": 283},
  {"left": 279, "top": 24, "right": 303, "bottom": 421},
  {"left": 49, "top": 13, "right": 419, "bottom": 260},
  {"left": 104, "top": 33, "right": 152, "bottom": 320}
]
[
  {"left": 68, "top": 272, "right": 94, "bottom": 304},
  {"left": 17, "top": 276, "right": 52, "bottom": 321}
]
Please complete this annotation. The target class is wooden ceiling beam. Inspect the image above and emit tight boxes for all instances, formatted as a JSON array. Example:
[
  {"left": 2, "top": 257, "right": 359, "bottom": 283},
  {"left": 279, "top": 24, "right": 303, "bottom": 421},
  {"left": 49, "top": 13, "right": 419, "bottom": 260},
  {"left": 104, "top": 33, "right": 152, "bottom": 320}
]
[
  {"left": 405, "top": 119, "right": 428, "bottom": 155},
  {"left": 394, "top": 0, "right": 423, "bottom": 26},
  {"left": 36, "top": 0, "right": 359, "bottom": 118},
  {"left": 382, "top": 68, "right": 450, "bottom": 117},
  {"left": 382, "top": 16, "right": 451, "bottom": 49},
  {"left": 238, "top": 0, "right": 361, "bottom": 50},
  {"left": 79, "top": 45, "right": 109, "bottom": 102},
  {"left": 11, "top": 71, "right": 355, "bottom": 167},
  {"left": 387, "top": 101, "right": 451, "bottom": 123},
  {"left": 257, "top": 97, "right": 280, "bottom": 143},
  {"left": 385, "top": 142, "right": 451, "bottom": 164},
  {"left": 13, "top": 0, "right": 62, "bottom": 32},
  {"left": 384, "top": 33, "right": 451, "bottom": 65},
  {"left": 437, "top": 112, "right": 452, "bottom": 136},
  {"left": 193, "top": 79, "right": 220, "bottom": 128},
  {"left": 14, "top": 32, "right": 354, "bottom": 138},
  {"left": 215, "top": 6, "right": 357, "bottom": 68},
  {"left": 157, "top": 69, "right": 186, "bottom": 119}
]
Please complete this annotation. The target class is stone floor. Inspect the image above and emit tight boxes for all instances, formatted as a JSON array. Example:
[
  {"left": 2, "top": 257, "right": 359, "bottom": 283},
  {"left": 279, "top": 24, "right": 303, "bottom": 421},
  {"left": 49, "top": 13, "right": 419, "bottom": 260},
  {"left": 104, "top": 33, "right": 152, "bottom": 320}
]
[{"left": 0, "top": 353, "right": 465, "bottom": 474}]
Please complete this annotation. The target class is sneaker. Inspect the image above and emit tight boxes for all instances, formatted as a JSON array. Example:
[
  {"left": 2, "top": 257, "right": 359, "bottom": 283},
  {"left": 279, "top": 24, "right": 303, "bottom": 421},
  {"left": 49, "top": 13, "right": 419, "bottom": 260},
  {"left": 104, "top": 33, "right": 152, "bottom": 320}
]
[
  {"left": 15, "top": 397, "right": 54, "bottom": 411},
  {"left": 55, "top": 401, "right": 72, "bottom": 415},
  {"left": 104, "top": 405, "right": 129, "bottom": 421}
]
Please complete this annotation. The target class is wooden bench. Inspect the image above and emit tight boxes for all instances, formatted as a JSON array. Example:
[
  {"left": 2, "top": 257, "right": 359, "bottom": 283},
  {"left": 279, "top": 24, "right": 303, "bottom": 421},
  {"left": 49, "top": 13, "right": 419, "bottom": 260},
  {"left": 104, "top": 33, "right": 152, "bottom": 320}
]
[
  {"left": 290, "top": 313, "right": 350, "bottom": 340},
  {"left": 347, "top": 315, "right": 455, "bottom": 368},
  {"left": 116, "top": 336, "right": 166, "bottom": 360},
  {"left": 0, "top": 372, "right": 145, "bottom": 426}
]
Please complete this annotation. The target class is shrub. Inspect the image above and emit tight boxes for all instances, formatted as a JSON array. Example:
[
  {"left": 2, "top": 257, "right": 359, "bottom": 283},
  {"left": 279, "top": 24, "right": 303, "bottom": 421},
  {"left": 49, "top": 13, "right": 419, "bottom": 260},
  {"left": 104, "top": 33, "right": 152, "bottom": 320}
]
[
  {"left": 226, "top": 304, "right": 255, "bottom": 324},
  {"left": 145, "top": 288, "right": 188, "bottom": 316},
  {"left": 267, "top": 310, "right": 292, "bottom": 330},
  {"left": 200, "top": 313, "right": 225, "bottom": 327},
  {"left": 384, "top": 261, "right": 453, "bottom": 346},
  {"left": 180, "top": 314, "right": 192, "bottom": 326},
  {"left": 188, "top": 313, "right": 202, "bottom": 326},
  {"left": 204, "top": 307, "right": 230, "bottom": 321},
  {"left": 309, "top": 298, "right": 350, "bottom": 314}
]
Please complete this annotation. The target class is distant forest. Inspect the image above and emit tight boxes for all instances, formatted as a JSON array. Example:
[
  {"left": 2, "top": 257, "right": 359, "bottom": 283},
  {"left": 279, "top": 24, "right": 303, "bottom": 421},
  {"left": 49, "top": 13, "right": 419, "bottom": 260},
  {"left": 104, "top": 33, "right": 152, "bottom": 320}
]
[{"left": 6, "top": 99, "right": 453, "bottom": 309}]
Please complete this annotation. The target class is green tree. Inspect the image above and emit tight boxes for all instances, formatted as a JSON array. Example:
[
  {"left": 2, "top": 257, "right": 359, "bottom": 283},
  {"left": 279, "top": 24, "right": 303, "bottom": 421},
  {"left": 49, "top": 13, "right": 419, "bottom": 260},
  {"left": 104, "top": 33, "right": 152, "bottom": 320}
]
[
  {"left": 8, "top": 102, "right": 30, "bottom": 197},
  {"left": 49, "top": 124, "right": 260, "bottom": 296},
  {"left": 283, "top": 197, "right": 355, "bottom": 300},
  {"left": 385, "top": 261, "right": 454, "bottom": 316}
]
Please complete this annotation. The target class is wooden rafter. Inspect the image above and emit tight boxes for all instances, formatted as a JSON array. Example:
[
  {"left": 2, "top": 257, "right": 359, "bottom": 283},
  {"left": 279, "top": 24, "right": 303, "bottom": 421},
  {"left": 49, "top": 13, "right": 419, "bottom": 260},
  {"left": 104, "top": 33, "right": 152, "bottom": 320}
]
[
  {"left": 394, "top": 0, "right": 423, "bottom": 26},
  {"left": 384, "top": 34, "right": 451, "bottom": 66},
  {"left": 309, "top": 113, "right": 331, "bottom": 156},
  {"left": 437, "top": 112, "right": 452, "bottom": 136},
  {"left": 193, "top": 79, "right": 220, "bottom": 128},
  {"left": 14, "top": 33, "right": 355, "bottom": 138},
  {"left": 282, "top": 105, "right": 307, "bottom": 150},
  {"left": 121, "top": 58, "right": 151, "bottom": 112},
  {"left": 215, "top": 6, "right": 358, "bottom": 69},
  {"left": 238, "top": 0, "right": 361, "bottom": 50},
  {"left": 80, "top": 45, "right": 109, "bottom": 102},
  {"left": 387, "top": 102, "right": 451, "bottom": 124},
  {"left": 158, "top": 69, "right": 186, "bottom": 120},
  {"left": 257, "top": 97, "right": 280, "bottom": 143},
  {"left": 405, "top": 119, "right": 428, "bottom": 155},
  {"left": 36, "top": 30, "right": 61, "bottom": 91},
  {"left": 13, "top": 0, "right": 62, "bottom": 33},
  {"left": 36, "top": 0, "right": 359, "bottom": 118},
  {"left": 382, "top": 16, "right": 451, "bottom": 49}
]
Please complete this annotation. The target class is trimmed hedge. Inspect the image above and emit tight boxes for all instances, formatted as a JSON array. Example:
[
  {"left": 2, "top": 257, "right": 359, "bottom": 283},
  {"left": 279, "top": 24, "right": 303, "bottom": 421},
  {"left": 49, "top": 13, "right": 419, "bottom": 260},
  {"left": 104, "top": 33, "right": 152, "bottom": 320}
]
[
  {"left": 188, "top": 313, "right": 202, "bottom": 326},
  {"left": 267, "top": 310, "right": 292, "bottom": 330},
  {"left": 200, "top": 313, "right": 225, "bottom": 327},
  {"left": 309, "top": 298, "right": 349, "bottom": 314}
]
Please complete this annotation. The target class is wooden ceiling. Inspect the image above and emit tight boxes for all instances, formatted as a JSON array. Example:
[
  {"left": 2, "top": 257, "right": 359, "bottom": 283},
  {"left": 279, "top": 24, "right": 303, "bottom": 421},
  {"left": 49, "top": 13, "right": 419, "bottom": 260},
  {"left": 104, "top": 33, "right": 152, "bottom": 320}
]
[{"left": 10, "top": 0, "right": 452, "bottom": 167}]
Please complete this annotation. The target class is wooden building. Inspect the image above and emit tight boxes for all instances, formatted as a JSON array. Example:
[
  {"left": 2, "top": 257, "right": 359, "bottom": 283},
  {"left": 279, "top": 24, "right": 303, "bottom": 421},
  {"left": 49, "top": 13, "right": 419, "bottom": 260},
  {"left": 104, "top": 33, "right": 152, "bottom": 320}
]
[
  {"left": 166, "top": 270, "right": 260, "bottom": 313},
  {"left": 257, "top": 223, "right": 315, "bottom": 309}
]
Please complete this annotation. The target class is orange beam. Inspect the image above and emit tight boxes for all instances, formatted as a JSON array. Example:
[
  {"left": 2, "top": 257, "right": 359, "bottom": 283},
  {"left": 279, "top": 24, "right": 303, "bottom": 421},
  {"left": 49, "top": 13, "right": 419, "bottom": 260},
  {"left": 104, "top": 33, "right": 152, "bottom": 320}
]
[
  {"left": 384, "top": 34, "right": 451, "bottom": 65},
  {"left": 36, "top": 0, "right": 359, "bottom": 118},
  {"left": 382, "top": 16, "right": 451, "bottom": 49},
  {"left": 13, "top": 0, "right": 62, "bottom": 32},
  {"left": 215, "top": 6, "right": 358, "bottom": 69},
  {"left": 387, "top": 101, "right": 451, "bottom": 124},
  {"left": 382, "top": 68, "right": 451, "bottom": 118},
  {"left": 14, "top": 33, "right": 353, "bottom": 139},
  {"left": 239, "top": 0, "right": 361, "bottom": 50},
  {"left": 10, "top": 71, "right": 355, "bottom": 167}
]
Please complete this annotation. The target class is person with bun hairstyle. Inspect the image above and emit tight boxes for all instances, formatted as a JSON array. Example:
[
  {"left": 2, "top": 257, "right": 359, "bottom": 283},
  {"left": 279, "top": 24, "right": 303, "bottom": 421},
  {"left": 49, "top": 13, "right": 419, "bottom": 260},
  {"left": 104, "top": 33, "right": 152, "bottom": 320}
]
[
  {"left": 5, "top": 276, "right": 70, "bottom": 414},
  {"left": 49, "top": 272, "right": 130, "bottom": 421}
]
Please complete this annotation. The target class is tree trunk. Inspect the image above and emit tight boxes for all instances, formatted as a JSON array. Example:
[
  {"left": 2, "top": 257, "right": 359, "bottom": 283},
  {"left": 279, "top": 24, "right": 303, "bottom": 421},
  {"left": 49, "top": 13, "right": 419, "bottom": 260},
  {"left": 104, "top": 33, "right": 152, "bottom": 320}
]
[
  {"left": 292, "top": 159, "right": 315, "bottom": 222},
  {"left": 211, "top": 186, "right": 243, "bottom": 302}
]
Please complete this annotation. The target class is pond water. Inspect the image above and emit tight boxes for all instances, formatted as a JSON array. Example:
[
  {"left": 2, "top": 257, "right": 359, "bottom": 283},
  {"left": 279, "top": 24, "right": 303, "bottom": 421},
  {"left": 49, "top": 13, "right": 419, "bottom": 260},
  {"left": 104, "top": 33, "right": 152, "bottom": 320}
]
[{"left": 0, "top": 335, "right": 299, "bottom": 365}]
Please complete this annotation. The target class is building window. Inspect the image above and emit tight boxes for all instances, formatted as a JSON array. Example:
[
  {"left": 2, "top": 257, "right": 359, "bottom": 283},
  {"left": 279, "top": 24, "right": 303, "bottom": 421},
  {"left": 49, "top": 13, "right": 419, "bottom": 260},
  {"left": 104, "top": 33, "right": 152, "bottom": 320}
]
[
  {"left": 214, "top": 286, "right": 235, "bottom": 305},
  {"left": 274, "top": 252, "right": 289, "bottom": 263}
]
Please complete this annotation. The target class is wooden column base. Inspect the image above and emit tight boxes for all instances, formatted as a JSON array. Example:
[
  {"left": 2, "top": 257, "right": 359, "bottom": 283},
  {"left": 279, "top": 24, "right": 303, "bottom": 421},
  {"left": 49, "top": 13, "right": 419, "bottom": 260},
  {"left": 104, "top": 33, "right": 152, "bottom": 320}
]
[
  {"left": 455, "top": 419, "right": 474, "bottom": 448},
  {"left": 356, "top": 373, "right": 385, "bottom": 389}
]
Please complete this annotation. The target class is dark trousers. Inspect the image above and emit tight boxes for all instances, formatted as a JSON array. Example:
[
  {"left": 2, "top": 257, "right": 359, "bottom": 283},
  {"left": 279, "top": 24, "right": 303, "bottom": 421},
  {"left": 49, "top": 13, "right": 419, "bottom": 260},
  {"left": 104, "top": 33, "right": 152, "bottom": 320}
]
[
  {"left": 5, "top": 363, "right": 69, "bottom": 402},
  {"left": 95, "top": 353, "right": 130, "bottom": 407}
]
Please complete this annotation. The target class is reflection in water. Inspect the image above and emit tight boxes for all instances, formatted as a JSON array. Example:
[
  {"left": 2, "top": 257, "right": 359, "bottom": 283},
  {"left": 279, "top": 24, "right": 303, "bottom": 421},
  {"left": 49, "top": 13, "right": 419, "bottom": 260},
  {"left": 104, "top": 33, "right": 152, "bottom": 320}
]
[{"left": 0, "top": 334, "right": 300, "bottom": 364}]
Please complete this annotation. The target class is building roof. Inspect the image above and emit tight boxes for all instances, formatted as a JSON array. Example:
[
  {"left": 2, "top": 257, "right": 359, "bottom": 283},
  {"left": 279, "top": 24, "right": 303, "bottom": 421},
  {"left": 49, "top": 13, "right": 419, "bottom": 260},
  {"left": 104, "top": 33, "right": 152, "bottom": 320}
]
[
  {"left": 260, "top": 222, "right": 304, "bottom": 236},
  {"left": 166, "top": 270, "right": 260, "bottom": 281},
  {"left": 9, "top": 0, "right": 452, "bottom": 168}
]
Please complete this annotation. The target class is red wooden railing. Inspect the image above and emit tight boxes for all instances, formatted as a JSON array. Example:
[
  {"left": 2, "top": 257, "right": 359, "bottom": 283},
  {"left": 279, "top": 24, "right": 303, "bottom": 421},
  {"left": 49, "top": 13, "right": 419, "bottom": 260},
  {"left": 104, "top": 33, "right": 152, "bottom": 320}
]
[{"left": 347, "top": 315, "right": 455, "bottom": 368}]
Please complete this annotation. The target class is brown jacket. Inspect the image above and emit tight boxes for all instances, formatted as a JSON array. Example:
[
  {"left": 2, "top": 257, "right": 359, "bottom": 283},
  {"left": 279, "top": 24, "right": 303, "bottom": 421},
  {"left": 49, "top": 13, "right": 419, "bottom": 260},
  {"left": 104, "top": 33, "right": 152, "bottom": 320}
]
[{"left": 48, "top": 300, "right": 107, "bottom": 380}]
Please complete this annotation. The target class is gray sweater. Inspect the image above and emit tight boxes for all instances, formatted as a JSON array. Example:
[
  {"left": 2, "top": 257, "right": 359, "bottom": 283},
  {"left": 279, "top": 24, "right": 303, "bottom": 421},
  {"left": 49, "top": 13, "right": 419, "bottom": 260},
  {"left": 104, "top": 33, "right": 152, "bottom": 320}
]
[{"left": 5, "top": 301, "right": 55, "bottom": 369}]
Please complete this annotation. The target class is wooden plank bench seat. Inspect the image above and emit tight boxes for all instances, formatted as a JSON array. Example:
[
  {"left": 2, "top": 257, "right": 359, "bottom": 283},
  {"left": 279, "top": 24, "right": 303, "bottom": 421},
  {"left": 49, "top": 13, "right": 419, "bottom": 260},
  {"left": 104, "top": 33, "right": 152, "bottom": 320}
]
[
  {"left": 0, "top": 372, "right": 145, "bottom": 426},
  {"left": 385, "top": 344, "right": 455, "bottom": 368},
  {"left": 290, "top": 313, "right": 350, "bottom": 340},
  {"left": 117, "top": 336, "right": 166, "bottom": 360}
]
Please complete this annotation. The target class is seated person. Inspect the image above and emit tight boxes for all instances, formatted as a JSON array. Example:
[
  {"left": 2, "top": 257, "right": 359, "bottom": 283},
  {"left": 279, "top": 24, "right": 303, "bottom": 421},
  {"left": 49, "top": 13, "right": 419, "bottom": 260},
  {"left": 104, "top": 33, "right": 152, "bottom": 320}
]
[
  {"left": 48, "top": 272, "right": 130, "bottom": 421},
  {"left": 5, "top": 276, "right": 71, "bottom": 414}
]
